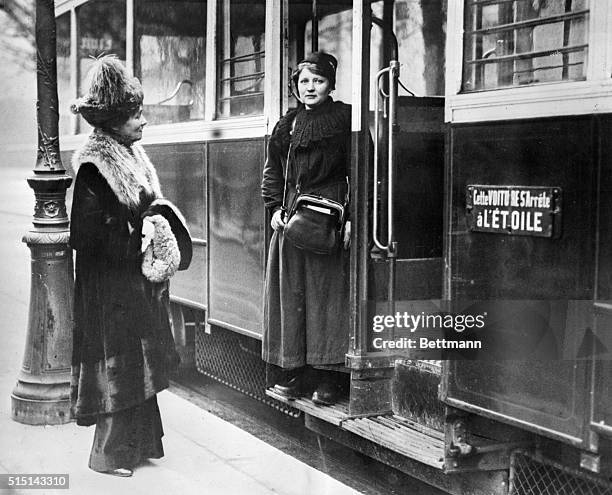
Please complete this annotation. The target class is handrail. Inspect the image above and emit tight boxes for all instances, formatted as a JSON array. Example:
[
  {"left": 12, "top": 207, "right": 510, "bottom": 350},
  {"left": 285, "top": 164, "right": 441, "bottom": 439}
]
[
  {"left": 217, "top": 91, "right": 264, "bottom": 102},
  {"left": 387, "top": 60, "right": 399, "bottom": 258},
  {"left": 371, "top": 16, "right": 398, "bottom": 61},
  {"left": 467, "top": 43, "right": 588, "bottom": 65},
  {"left": 219, "top": 50, "right": 265, "bottom": 64},
  {"left": 372, "top": 66, "right": 390, "bottom": 252},
  {"left": 371, "top": 61, "right": 399, "bottom": 257},
  {"left": 465, "top": 9, "right": 589, "bottom": 36},
  {"left": 219, "top": 71, "right": 266, "bottom": 84},
  {"left": 156, "top": 79, "right": 194, "bottom": 105}
]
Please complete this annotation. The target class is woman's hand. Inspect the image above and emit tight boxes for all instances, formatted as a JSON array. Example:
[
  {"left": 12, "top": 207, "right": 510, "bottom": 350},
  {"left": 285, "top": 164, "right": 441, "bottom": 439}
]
[
  {"left": 343, "top": 220, "right": 351, "bottom": 250},
  {"left": 271, "top": 209, "right": 286, "bottom": 231},
  {"left": 141, "top": 217, "right": 155, "bottom": 253}
]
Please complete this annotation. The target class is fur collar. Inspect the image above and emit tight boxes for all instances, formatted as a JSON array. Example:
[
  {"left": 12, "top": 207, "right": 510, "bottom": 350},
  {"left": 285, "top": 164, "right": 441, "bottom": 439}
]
[
  {"left": 274, "top": 99, "right": 351, "bottom": 150},
  {"left": 72, "top": 129, "right": 163, "bottom": 208}
]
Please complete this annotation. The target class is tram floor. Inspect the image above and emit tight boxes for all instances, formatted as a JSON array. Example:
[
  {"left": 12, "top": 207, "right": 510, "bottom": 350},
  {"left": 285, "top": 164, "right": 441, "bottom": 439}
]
[{"left": 170, "top": 368, "right": 446, "bottom": 495}]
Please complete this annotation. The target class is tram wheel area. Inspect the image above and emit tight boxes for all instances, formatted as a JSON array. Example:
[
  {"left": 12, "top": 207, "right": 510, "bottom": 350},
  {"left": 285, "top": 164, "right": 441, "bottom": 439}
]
[
  {"left": 169, "top": 316, "right": 446, "bottom": 495},
  {"left": 170, "top": 371, "right": 445, "bottom": 495}
]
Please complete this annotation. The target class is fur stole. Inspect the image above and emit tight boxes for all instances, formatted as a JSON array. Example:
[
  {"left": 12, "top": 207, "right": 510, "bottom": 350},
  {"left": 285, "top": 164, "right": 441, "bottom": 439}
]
[{"left": 72, "top": 129, "right": 163, "bottom": 209}]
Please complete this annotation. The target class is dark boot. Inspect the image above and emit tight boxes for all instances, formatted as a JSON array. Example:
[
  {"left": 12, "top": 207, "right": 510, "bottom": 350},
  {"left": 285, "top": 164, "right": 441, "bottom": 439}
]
[
  {"left": 273, "top": 368, "right": 304, "bottom": 399},
  {"left": 311, "top": 382, "right": 338, "bottom": 406}
]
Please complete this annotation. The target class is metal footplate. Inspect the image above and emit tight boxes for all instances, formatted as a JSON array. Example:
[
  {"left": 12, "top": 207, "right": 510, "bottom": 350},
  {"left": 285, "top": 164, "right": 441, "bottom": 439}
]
[
  {"left": 265, "top": 388, "right": 349, "bottom": 426},
  {"left": 266, "top": 388, "right": 445, "bottom": 469}
]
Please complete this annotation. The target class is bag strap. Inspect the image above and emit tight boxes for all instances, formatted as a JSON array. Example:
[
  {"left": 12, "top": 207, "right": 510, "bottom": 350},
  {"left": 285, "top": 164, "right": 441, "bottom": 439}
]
[
  {"left": 281, "top": 117, "right": 297, "bottom": 214},
  {"left": 344, "top": 176, "right": 350, "bottom": 209}
]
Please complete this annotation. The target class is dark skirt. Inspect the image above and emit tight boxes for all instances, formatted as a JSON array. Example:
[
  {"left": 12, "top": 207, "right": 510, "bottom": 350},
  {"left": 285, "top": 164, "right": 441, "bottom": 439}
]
[
  {"left": 89, "top": 396, "right": 164, "bottom": 472},
  {"left": 262, "top": 228, "right": 349, "bottom": 369}
]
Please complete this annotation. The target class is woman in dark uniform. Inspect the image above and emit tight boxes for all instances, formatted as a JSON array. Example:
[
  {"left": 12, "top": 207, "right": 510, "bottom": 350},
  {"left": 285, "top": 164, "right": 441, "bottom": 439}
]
[
  {"left": 69, "top": 56, "right": 185, "bottom": 477},
  {"left": 262, "top": 52, "right": 351, "bottom": 405}
]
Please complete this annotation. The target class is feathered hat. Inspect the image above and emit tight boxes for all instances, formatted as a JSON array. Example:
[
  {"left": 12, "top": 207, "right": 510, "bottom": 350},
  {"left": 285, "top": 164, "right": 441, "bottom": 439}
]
[{"left": 71, "top": 55, "right": 143, "bottom": 128}]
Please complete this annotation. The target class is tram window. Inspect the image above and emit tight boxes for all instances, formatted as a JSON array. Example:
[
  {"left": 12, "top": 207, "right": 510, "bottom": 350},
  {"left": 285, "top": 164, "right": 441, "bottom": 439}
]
[
  {"left": 216, "top": 0, "right": 265, "bottom": 118},
  {"left": 152, "top": 147, "right": 205, "bottom": 239},
  {"left": 56, "top": 13, "right": 71, "bottom": 136},
  {"left": 393, "top": 0, "right": 446, "bottom": 97},
  {"left": 302, "top": 3, "right": 353, "bottom": 105},
  {"left": 463, "top": 0, "right": 589, "bottom": 92},
  {"left": 135, "top": 0, "right": 206, "bottom": 125},
  {"left": 76, "top": 0, "right": 127, "bottom": 133},
  {"left": 368, "top": 0, "right": 446, "bottom": 107}
]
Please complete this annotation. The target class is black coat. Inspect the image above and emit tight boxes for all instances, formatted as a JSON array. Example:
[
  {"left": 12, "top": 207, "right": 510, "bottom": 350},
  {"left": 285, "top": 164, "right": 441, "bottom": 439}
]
[
  {"left": 69, "top": 130, "right": 176, "bottom": 426},
  {"left": 261, "top": 99, "right": 353, "bottom": 367},
  {"left": 262, "top": 98, "right": 352, "bottom": 215}
]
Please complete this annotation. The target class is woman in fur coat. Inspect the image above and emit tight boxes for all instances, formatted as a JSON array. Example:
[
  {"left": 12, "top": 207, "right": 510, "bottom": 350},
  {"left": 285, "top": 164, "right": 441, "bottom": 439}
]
[{"left": 69, "top": 56, "right": 181, "bottom": 477}]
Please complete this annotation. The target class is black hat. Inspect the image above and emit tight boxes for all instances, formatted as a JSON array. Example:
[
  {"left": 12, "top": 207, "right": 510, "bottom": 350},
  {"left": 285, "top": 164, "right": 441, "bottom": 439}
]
[
  {"left": 292, "top": 52, "right": 338, "bottom": 90},
  {"left": 145, "top": 199, "right": 193, "bottom": 271}
]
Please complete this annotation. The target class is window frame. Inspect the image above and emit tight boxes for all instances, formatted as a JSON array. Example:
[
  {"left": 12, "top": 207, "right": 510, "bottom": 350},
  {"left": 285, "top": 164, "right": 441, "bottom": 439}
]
[
  {"left": 445, "top": 0, "right": 612, "bottom": 123},
  {"left": 55, "top": 0, "right": 281, "bottom": 146}
]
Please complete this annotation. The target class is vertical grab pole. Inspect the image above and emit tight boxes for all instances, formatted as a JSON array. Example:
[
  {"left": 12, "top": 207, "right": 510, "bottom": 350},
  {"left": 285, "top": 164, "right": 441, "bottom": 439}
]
[
  {"left": 372, "top": 68, "right": 390, "bottom": 252},
  {"left": 387, "top": 60, "right": 399, "bottom": 333},
  {"left": 387, "top": 60, "right": 399, "bottom": 257},
  {"left": 311, "top": 0, "right": 318, "bottom": 52}
]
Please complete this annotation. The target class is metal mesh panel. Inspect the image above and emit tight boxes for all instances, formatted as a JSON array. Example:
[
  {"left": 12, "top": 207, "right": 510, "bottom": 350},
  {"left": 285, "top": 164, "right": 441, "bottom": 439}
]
[
  {"left": 509, "top": 451, "right": 612, "bottom": 495},
  {"left": 195, "top": 321, "right": 299, "bottom": 417}
]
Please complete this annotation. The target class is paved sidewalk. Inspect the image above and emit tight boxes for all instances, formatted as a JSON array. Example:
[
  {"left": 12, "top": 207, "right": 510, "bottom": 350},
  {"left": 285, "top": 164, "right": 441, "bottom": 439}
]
[{"left": 0, "top": 166, "right": 361, "bottom": 495}]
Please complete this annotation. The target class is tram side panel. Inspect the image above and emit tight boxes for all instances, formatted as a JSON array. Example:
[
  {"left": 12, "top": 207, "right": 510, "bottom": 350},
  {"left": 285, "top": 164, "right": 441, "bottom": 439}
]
[
  {"left": 592, "top": 115, "right": 612, "bottom": 443},
  {"left": 147, "top": 143, "right": 207, "bottom": 308},
  {"left": 207, "top": 138, "right": 266, "bottom": 337},
  {"left": 443, "top": 116, "right": 597, "bottom": 449},
  {"left": 147, "top": 138, "right": 266, "bottom": 334}
]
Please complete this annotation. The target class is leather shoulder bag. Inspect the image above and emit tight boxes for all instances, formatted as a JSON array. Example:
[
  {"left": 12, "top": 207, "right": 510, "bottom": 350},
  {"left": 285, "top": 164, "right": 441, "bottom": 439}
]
[
  {"left": 280, "top": 128, "right": 349, "bottom": 255},
  {"left": 285, "top": 189, "right": 347, "bottom": 255}
]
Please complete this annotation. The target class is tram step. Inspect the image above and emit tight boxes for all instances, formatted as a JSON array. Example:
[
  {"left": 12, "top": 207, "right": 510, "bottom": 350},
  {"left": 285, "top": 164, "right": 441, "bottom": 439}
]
[
  {"left": 265, "top": 388, "right": 349, "bottom": 426},
  {"left": 265, "top": 388, "right": 445, "bottom": 469},
  {"left": 342, "top": 415, "right": 445, "bottom": 469}
]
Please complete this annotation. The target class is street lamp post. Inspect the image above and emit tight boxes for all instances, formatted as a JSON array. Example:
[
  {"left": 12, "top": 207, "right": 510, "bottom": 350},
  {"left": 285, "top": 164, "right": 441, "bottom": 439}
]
[{"left": 11, "top": 0, "right": 74, "bottom": 425}]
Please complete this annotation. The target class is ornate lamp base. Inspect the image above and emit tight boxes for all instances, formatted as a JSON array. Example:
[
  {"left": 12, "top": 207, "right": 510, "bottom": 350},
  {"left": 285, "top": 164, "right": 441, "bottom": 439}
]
[{"left": 12, "top": 229, "right": 73, "bottom": 425}]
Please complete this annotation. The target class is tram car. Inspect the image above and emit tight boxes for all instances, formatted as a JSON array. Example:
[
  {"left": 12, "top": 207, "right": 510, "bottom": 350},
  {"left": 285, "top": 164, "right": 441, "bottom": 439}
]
[{"left": 56, "top": 0, "right": 612, "bottom": 493}]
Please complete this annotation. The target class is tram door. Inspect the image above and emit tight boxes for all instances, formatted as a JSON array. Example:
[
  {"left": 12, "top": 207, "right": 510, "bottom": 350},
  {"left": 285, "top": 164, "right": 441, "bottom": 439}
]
[
  {"left": 285, "top": 1, "right": 447, "bottom": 420},
  {"left": 347, "top": 1, "right": 447, "bottom": 419}
]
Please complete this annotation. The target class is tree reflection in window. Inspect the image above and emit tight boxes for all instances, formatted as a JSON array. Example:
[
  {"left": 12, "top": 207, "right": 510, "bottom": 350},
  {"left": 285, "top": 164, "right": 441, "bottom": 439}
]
[
  {"left": 135, "top": 0, "right": 206, "bottom": 125},
  {"left": 76, "top": 0, "right": 126, "bottom": 133},
  {"left": 217, "top": 0, "right": 265, "bottom": 118},
  {"left": 463, "top": 0, "right": 589, "bottom": 92},
  {"left": 56, "top": 13, "right": 72, "bottom": 135}
]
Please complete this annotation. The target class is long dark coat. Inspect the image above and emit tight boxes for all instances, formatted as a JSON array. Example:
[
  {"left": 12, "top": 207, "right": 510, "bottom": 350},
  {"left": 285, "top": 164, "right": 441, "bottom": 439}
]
[
  {"left": 70, "top": 130, "right": 176, "bottom": 426},
  {"left": 261, "top": 99, "right": 352, "bottom": 368}
]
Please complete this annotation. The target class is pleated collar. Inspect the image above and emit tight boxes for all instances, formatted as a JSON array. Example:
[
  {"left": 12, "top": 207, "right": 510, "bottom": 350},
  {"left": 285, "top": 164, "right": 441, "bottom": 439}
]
[{"left": 276, "top": 98, "right": 351, "bottom": 149}]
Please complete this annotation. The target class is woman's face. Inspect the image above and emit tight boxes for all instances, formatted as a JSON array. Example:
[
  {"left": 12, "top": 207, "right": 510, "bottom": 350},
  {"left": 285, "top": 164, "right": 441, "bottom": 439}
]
[
  {"left": 113, "top": 105, "right": 147, "bottom": 142},
  {"left": 297, "top": 67, "right": 331, "bottom": 109}
]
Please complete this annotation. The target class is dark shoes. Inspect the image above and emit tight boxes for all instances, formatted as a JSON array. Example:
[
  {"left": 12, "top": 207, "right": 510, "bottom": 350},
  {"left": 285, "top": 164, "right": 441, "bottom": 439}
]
[
  {"left": 273, "top": 376, "right": 302, "bottom": 399},
  {"left": 311, "top": 382, "right": 338, "bottom": 406},
  {"left": 273, "top": 368, "right": 341, "bottom": 405},
  {"left": 103, "top": 468, "right": 133, "bottom": 477}
]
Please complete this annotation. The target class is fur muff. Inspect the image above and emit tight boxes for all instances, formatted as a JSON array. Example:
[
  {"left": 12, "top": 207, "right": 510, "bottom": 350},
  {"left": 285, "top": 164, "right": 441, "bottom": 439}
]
[
  {"left": 142, "top": 214, "right": 181, "bottom": 283},
  {"left": 71, "top": 129, "right": 162, "bottom": 209}
]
